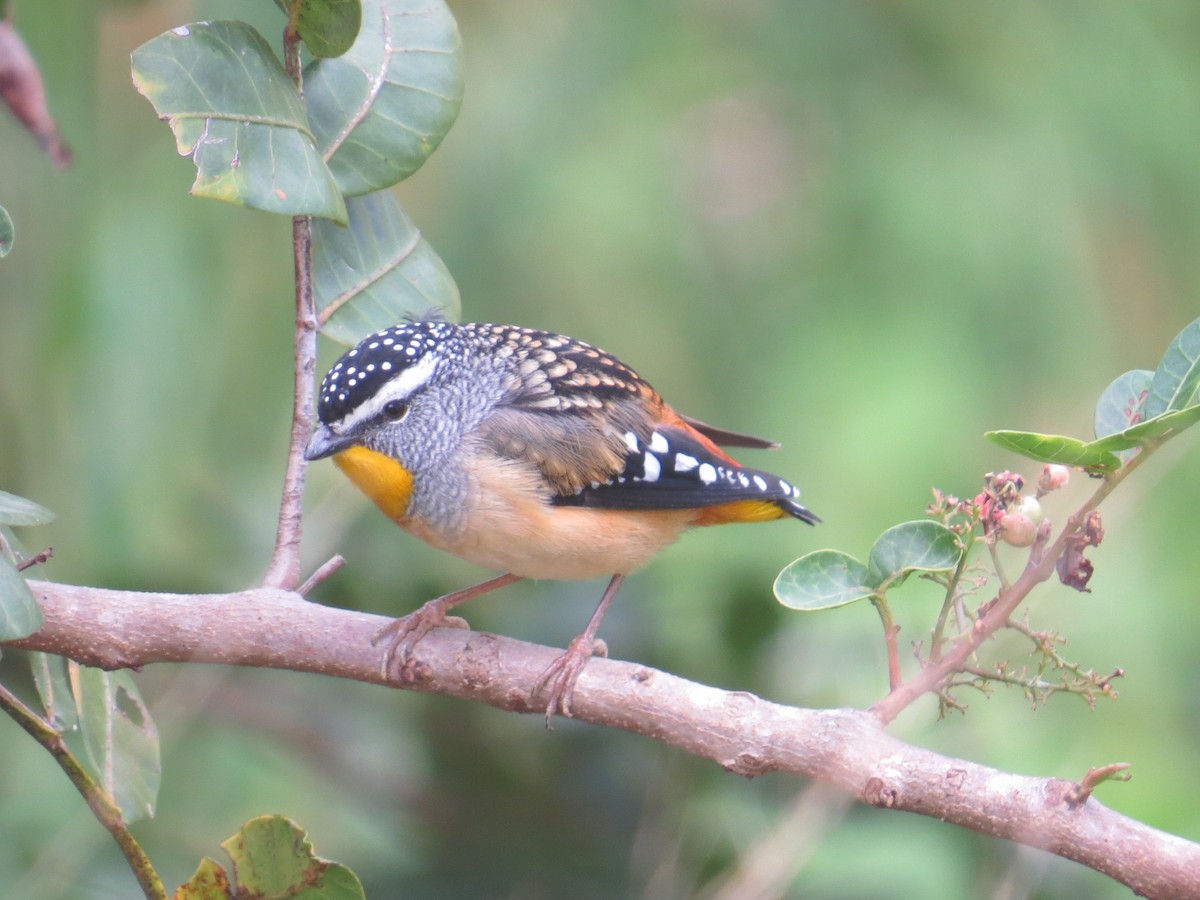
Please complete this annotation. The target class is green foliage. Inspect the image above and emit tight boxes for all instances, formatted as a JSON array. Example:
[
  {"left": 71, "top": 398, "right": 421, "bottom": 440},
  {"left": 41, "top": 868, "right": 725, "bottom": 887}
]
[
  {"left": 131, "top": 22, "right": 347, "bottom": 223},
  {"left": 0, "top": 489, "right": 54, "bottom": 526},
  {"left": 132, "top": 0, "right": 464, "bottom": 344},
  {"left": 775, "top": 521, "right": 960, "bottom": 610},
  {"left": 986, "top": 317, "right": 1200, "bottom": 472},
  {"left": 0, "top": 489, "right": 50, "bottom": 639},
  {"left": 313, "top": 191, "right": 461, "bottom": 343},
  {"left": 0, "top": 204, "right": 11, "bottom": 256},
  {"left": 292, "top": 0, "right": 363, "bottom": 60},
  {"left": 305, "top": 0, "right": 465, "bottom": 197},
  {"left": 176, "top": 816, "right": 364, "bottom": 900},
  {"left": 7, "top": 3, "right": 1200, "bottom": 897},
  {"left": 72, "top": 666, "right": 161, "bottom": 824},
  {"left": 0, "top": 556, "right": 41, "bottom": 640}
]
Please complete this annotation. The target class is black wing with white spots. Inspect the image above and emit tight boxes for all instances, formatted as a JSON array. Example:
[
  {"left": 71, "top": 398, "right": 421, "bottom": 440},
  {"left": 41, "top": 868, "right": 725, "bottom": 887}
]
[{"left": 552, "top": 424, "right": 818, "bottom": 524}]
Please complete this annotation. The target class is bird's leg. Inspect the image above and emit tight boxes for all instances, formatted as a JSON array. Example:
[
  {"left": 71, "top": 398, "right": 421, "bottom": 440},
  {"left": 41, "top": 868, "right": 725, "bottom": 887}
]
[
  {"left": 375, "top": 572, "right": 523, "bottom": 681},
  {"left": 535, "top": 573, "right": 625, "bottom": 725}
]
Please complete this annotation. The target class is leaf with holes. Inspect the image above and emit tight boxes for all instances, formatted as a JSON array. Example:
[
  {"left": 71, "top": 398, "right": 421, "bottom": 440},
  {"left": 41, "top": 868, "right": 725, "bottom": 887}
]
[
  {"left": 866, "top": 521, "right": 961, "bottom": 591},
  {"left": 132, "top": 21, "right": 346, "bottom": 222},
  {"left": 305, "top": 0, "right": 464, "bottom": 196},
  {"left": 313, "top": 190, "right": 460, "bottom": 344},
  {"left": 176, "top": 816, "right": 365, "bottom": 899},
  {"left": 0, "top": 556, "right": 42, "bottom": 640},
  {"left": 73, "top": 666, "right": 161, "bottom": 823},
  {"left": 985, "top": 430, "right": 1123, "bottom": 474},
  {"left": 1145, "top": 316, "right": 1200, "bottom": 419},
  {"left": 774, "top": 550, "right": 872, "bottom": 610}
]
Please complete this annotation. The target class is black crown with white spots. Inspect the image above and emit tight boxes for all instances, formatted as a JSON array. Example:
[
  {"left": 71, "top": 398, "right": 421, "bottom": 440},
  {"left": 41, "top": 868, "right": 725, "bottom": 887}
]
[{"left": 317, "top": 322, "right": 459, "bottom": 425}]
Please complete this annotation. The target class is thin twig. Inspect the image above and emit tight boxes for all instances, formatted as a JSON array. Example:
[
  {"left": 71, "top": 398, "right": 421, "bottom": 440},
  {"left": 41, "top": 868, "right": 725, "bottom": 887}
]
[
  {"left": 298, "top": 554, "right": 346, "bottom": 596},
  {"left": 872, "top": 437, "right": 1160, "bottom": 725},
  {"left": 0, "top": 682, "right": 166, "bottom": 900},
  {"left": 262, "top": 29, "right": 319, "bottom": 591}
]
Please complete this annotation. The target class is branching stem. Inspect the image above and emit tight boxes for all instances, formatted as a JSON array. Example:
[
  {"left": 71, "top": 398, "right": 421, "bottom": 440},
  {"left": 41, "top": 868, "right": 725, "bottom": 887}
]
[{"left": 0, "top": 683, "right": 166, "bottom": 900}]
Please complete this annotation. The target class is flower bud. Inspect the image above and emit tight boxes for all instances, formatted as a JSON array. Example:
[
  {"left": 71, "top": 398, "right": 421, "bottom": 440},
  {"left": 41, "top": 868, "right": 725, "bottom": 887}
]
[{"left": 1037, "top": 464, "right": 1070, "bottom": 494}]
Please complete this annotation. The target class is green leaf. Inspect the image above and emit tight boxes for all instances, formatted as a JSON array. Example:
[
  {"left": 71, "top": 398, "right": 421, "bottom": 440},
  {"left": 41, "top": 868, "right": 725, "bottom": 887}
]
[
  {"left": 774, "top": 550, "right": 872, "bottom": 610},
  {"left": 75, "top": 667, "right": 161, "bottom": 823},
  {"left": 1145, "top": 316, "right": 1200, "bottom": 419},
  {"left": 985, "top": 430, "right": 1122, "bottom": 474},
  {"left": 306, "top": 0, "right": 464, "bottom": 196},
  {"left": 0, "top": 204, "right": 12, "bottom": 257},
  {"left": 866, "top": 521, "right": 961, "bottom": 590},
  {"left": 313, "top": 190, "right": 460, "bottom": 344},
  {"left": 219, "top": 816, "right": 365, "bottom": 898},
  {"left": 0, "top": 556, "right": 42, "bottom": 640},
  {"left": 0, "top": 489, "right": 55, "bottom": 526},
  {"left": 30, "top": 652, "right": 77, "bottom": 732},
  {"left": 1097, "top": 403, "right": 1200, "bottom": 448},
  {"left": 1094, "top": 369, "right": 1153, "bottom": 440},
  {"left": 174, "top": 856, "right": 232, "bottom": 899},
  {"left": 294, "top": 0, "right": 363, "bottom": 59},
  {"left": 132, "top": 21, "right": 347, "bottom": 222}
]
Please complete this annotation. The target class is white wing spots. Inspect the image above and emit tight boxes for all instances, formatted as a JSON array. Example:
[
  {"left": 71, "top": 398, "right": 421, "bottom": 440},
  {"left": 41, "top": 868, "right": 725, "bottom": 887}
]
[
  {"left": 753, "top": 475, "right": 768, "bottom": 491},
  {"left": 381, "top": 361, "right": 392, "bottom": 371},
  {"left": 642, "top": 453, "right": 661, "bottom": 482},
  {"left": 738, "top": 473, "right": 750, "bottom": 487},
  {"left": 674, "top": 453, "right": 699, "bottom": 473},
  {"left": 623, "top": 431, "right": 639, "bottom": 453},
  {"left": 698, "top": 463, "right": 718, "bottom": 484},
  {"left": 649, "top": 432, "right": 669, "bottom": 453}
]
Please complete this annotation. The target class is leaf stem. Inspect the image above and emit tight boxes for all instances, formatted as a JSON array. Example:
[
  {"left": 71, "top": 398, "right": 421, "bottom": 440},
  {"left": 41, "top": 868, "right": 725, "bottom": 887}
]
[
  {"left": 0, "top": 683, "right": 166, "bottom": 900},
  {"left": 870, "top": 594, "right": 902, "bottom": 691}
]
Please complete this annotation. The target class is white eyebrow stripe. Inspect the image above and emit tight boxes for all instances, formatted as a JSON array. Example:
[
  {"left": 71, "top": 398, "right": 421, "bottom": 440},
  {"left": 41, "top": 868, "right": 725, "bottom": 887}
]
[{"left": 330, "top": 353, "right": 438, "bottom": 433}]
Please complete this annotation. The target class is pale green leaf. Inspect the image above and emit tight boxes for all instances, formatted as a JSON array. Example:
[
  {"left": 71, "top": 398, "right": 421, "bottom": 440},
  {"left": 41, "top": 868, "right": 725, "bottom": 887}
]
[
  {"left": 75, "top": 667, "right": 161, "bottom": 823},
  {"left": 313, "top": 190, "right": 460, "bottom": 344},
  {"left": 30, "top": 652, "right": 77, "bottom": 732},
  {"left": 1094, "top": 370, "right": 1153, "bottom": 440},
  {"left": 295, "top": 0, "right": 363, "bottom": 59},
  {"left": 0, "top": 489, "right": 55, "bottom": 526},
  {"left": 132, "top": 21, "right": 346, "bottom": 222},
  {"left": 220, "top": 816, "right": 365, "bottom": 898},
  {"left": 774, "top": 550, "right": 872, "bottom": 610},
  {"left": 306, "top": 0, "right": 464, "bottom": 196},
  {"left": 0, "top": 556, "right": 42, "bottom": 640},
  {"left": 0, "top": 204, "right": 12, "bottom": 257},
  {"left": 985, "top": 430, "right": 1122, "bottom": 474},
  {"left": 866, "top": 521, "right": 961, "bottom": 590},
  {"left": 1145, "top": 316, "right": 1200, "bottom": 418}
]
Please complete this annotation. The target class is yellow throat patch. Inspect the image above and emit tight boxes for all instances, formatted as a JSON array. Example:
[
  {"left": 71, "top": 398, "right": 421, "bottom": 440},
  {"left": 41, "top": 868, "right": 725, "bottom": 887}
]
[{"left": 333, "top": 445, "right": 414, "bottom": 522}]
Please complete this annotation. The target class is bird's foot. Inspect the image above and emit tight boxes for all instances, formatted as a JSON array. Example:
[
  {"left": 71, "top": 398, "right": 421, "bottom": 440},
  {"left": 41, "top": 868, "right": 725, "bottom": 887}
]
[
  {"left": 373, "top": 598, "right": 468, "bottom": 683},
  {"left": 533, "top": 635, "right": 608, "bottom": 726}
]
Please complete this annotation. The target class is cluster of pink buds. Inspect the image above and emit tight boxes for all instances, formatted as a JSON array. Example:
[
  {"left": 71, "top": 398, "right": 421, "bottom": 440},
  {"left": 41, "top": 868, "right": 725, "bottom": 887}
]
[{"left": 976, "top": 464, "right": 1070, "bottom": 547}]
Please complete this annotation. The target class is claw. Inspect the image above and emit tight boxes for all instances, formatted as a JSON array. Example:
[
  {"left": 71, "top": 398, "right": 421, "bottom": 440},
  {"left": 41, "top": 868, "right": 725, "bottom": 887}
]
[
  {"left": 373, "top": 573, "right": 523, "bottom": 682},
  {"left": 533, "top": 634, "right": 603, "bottom": 725}
]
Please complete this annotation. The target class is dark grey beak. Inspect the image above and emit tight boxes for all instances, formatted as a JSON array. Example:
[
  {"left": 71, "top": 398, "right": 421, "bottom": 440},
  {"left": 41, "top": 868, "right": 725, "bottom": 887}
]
[{"left": 305, "top": 424, "right": 357, "bottom": 461}]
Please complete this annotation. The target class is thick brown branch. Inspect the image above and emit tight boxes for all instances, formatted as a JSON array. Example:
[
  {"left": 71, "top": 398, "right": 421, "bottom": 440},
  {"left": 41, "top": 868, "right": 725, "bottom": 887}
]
[{"left": 8, "top": 580, "right": 1200, "bottom": 899}]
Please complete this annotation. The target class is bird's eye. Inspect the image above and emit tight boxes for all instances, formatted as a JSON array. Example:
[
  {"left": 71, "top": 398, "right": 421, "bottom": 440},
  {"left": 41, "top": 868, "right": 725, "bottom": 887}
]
[{"left": 382, "top": 400, "right": 409, "bottom": 421}]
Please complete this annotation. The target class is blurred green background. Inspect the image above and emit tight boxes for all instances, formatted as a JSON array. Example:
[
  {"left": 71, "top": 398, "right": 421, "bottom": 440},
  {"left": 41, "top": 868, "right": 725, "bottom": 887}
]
[{"left": 2, "top": 1, "right": 1199, "bottom": 897}]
